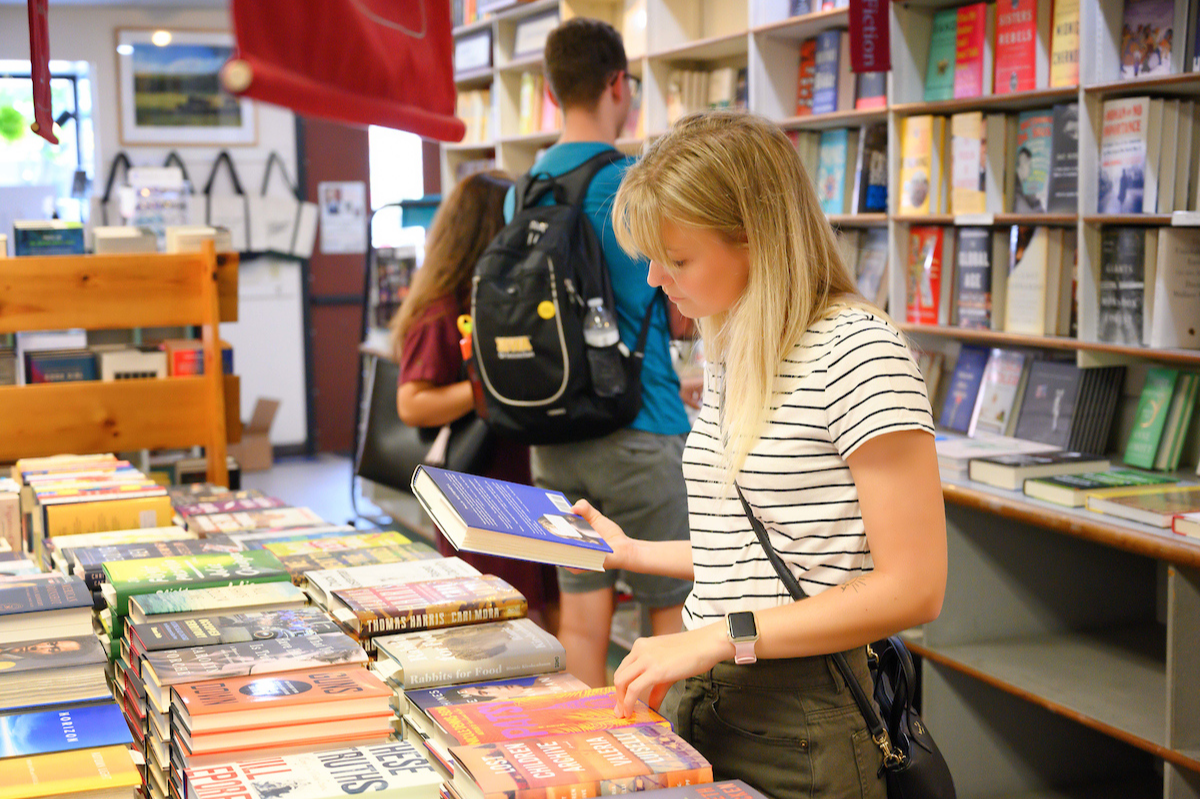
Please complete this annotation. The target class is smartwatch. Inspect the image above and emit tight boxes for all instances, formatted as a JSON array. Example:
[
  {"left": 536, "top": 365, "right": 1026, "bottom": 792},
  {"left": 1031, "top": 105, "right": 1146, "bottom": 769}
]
[{"left": 726, "top": 611, "right": 758, "bottom": 665}]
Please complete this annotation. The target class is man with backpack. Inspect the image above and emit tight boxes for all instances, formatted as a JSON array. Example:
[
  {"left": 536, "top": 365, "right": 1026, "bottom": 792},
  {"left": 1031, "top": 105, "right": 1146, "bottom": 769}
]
[{"left": 489, "top": 17, "right": 693, "bottom": 687}]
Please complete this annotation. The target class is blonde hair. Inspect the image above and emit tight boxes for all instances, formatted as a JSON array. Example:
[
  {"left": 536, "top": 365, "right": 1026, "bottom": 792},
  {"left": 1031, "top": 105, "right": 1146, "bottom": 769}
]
[
  {"left": 389, "top": 170, "right": 513, "bottom": 357},
  {"left": 613, "top": 111, "right": 864, "bottom": 481}
]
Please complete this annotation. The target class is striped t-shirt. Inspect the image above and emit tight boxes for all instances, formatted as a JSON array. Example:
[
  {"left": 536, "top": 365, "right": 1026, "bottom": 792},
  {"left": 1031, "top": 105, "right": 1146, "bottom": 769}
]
[{"left": 681, "top": 307, "right": 935, "bottom": 630}]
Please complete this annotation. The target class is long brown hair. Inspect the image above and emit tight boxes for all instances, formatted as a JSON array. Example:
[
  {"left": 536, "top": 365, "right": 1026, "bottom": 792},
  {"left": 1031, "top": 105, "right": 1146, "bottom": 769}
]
[{"left": 389, "top": 170, "right": 513, "bottom": 355}]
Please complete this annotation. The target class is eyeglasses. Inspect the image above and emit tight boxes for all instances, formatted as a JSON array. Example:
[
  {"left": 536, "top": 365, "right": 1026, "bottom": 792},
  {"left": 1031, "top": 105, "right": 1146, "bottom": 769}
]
[{"left": 610, "top": 71, "right": 642, "bottom": 95}]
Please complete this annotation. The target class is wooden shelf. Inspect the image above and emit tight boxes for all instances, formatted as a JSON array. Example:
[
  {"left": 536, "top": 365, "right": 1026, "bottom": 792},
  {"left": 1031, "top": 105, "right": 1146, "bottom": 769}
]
[
  {"left": 751, "top": 8, "right": 849, "bottom": 41},
  {"left": 779, "top": 107, "right": 887, "bottom": 131},
  {"left": 1083, "top": 214, "right": 1174, "bottom": 226},
  {"left": 891, "top": 87, "right": 1079, "bottom": 116},
  {"left": 937, "top": 475, "right": 1200, "bottom": 568},
  {"left": 827, "top": 213, "right": 887, "bottom": 227},
  {"left": 1084, "top": 72, "right": 1200, "bottom": 99},
  {"left": 906, "top": 626, "right": 1200, "bottom": 773},
  {"left": 900, "top": 323, "right": 1200, "bottom": 366},
  {"left": 648, "top": 31, "right": 749, "bottom": 62}
]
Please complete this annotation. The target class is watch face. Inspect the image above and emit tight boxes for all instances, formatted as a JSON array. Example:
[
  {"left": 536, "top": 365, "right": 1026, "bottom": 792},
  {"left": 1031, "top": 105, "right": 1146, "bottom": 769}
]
[{"left": 727, "top": 611, "right": 757, "bottom": 640}]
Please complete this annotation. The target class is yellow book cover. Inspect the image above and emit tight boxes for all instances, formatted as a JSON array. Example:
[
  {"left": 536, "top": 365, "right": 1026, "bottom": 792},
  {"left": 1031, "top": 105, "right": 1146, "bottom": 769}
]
[
  {"left": 43, "top": 495, "right": 173, "bottom": 537},
  {"left": 0, "top": 745, "right": 141, "bottom": 799},
  {"left": 1049, "top": 0, "right": 1080, "bottom": 88},
  {"left": 264, "top": 531, "right": 413, "bottom": 558},
  {"left": 518, "top": 72, "right": 539, "bottom": 136},
  {"left": 900, "top": 115, "right": 934, "bottom": 215},
  {"left": 950, "top": 112, "right": 986, "bottom": 214}
]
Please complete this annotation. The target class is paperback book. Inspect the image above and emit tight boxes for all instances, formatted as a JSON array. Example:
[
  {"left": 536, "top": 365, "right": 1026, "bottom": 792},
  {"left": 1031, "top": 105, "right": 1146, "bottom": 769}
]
[
  {"left": 406, "top": 672, "right": 588, "bottom": 713},
  {"left": 968, "top": 451, "right": 1110, "bottom": 491},
  {"left": 333, "top": 574, "right": 527, "bottom": 638},
  {"left": 129, "top": 608, "right": 343, "bottom": 660},
  {"left": 305, "top": 557, "right": 481, "bottom": 611},
  {"left": 967, "top": 348, "right": 1029, "bottom": 438},
  {"left": 0, "top": 701, "right": 132, "bottom": 758},
  {"left": 262, "top": 531, "right": 414, "bottom": 557},
  {"left": 1023, "top": 468, "right": 1176, "bottom": 506},
  {"left": 939, "top": 345, "right": 990, "bottom": 432},
  {"left": 411, "top": 467, "right": 612, "bottom": 571},
  {"left": 278, "top": 543, "right": 440, "bottom": 583},
  {"left": 1086, "top": 485, "right": 1200, "bottom": 527},
  {"left": 128, "top": 580, "right": 308, "bottom": 625},
  {"left": 0, "top": 744, "right": 141, "bottom": 797},
  {"left": 70, "top": 535, "right": 239, "bottom": 590},
  {"left": 373, "top": 617, "right": 566, "bottom": 691}
]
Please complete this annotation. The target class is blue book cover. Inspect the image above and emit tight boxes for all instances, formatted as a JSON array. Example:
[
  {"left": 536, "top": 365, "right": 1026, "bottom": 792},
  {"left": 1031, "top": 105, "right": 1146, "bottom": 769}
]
[
  {"left": 12, "top": 224, "right": 84, "bottom": 257},
  {"left": 811, "top": 30, "right": 841, "bottom": 115},
  {"left": 412, "top": 466, "right": 612, "bottom": 571},
  {"left": 0, "top": 702, "right": 131, "bottom": 757},
  {"left": 816, "top": 129, "right": 850, "bottom": 214},
  {"left": 25, "top": 351, "right": 98, "bottom": 384},
  {"left": 940, "top": 345, "right": 990, "bottom": 432},
  {"left": 0, "top": 578, "right": 91, "bottom": 617}
]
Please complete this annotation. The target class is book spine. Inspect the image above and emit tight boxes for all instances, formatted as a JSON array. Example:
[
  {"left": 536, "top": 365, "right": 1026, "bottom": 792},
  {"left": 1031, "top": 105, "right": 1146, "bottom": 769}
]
[
  {"left": 361, "top": 595, "right": 528, "bottom": 636},
  {"left": 404, "top": 647, "right": 565, "bottom": 689}
]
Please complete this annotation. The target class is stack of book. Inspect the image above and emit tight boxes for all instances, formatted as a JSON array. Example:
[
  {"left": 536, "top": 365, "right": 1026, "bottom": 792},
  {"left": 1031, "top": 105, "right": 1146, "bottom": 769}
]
[
  {"left": 261, "top": 530, "right": 441, "bottom": 585},
  {"left": 0, "top": 633, "right": 110, "bottom": 712},
  {"left": 303, "top": 556, "right": 482, "bottom": 618}
]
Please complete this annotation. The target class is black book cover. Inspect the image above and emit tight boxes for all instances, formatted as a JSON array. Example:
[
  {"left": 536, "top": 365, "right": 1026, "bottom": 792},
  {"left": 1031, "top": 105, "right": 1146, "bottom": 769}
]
[
  {"left": 132, "top": 608, "right": 342, "bottom": 655},
  {"left": 954, "top": 227, "right": 993, "bottom": 329},
  {"left": 1047, "top": 103, "right": 1079, "bottom": 213},
  {"left": 1098, "top": 227, "right": 1145, "bottom": 345},
  {"left": 1013, "top": 360, "right": 1084, "bottom": 448},
  {"left": 854, "top": 121, "right": 888, "bottom": 213}
]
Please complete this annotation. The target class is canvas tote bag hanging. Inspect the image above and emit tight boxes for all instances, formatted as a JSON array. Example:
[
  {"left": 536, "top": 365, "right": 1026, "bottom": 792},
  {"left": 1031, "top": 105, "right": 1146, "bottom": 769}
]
[
  {"left": 248, "top": 151, "right": 319, "bottom": 259},
  {"left": 163, "top": 151, "right": 205, "bottom": 226},
  {"left": 89, "top": 152, "right": 132, "bottom": 233},
  {"left": 203, "top": 151, "right": 251, "bottom": 251}
]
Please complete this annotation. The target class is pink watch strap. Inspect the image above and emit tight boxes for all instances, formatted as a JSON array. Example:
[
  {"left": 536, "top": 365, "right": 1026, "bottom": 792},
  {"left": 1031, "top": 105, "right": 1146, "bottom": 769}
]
[{"left": 733, "top": 639, "right": 757, "bottom": 665}]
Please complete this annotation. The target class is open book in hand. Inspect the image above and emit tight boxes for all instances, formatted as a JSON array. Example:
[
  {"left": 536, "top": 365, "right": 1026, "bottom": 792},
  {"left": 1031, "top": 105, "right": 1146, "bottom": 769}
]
[{"left": 411, "top": 466, "right": 612, "bottom": 571}]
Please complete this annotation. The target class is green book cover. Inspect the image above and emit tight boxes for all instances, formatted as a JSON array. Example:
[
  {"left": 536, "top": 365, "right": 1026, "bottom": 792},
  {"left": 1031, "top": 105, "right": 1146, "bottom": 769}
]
[
  {"left": 101, "top": 550, "right": 289, "bottom": 618},
  {"left": 1124, "top": 367, "right": 1180, "bottom": 469},
  {"left": 1158, "top": 373, "right": 1200, "bottom": 471},
  {"left": 925, "top": 8, "right": 958, "bottom": 101}
]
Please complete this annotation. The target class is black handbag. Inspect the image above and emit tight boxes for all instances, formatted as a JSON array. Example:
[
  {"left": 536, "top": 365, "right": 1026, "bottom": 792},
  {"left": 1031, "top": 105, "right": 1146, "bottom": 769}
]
[
  {"left": 355, "top": 355, "right": 494, "bottom": 494},
  {"left": 734, "top": 485, "right": 956, "bottom": 799}
]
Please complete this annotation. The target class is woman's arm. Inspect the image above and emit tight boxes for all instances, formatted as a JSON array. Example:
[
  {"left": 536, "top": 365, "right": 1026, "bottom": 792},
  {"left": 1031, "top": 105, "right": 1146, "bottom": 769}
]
[
  {"left": 612, "top": 428, "right": 947, "bottom": 715},
  {"left": 572, "top": 500, "right": 695, "bottom": 581},
  {"left": 396, "top": 380, "right": 475, "bottom": 428}
]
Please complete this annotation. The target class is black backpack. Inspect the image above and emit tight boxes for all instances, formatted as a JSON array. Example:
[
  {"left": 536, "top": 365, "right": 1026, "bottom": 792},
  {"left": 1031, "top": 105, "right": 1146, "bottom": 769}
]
[{"left": 470, "top": 150, "right": 660, "bottom": 446}]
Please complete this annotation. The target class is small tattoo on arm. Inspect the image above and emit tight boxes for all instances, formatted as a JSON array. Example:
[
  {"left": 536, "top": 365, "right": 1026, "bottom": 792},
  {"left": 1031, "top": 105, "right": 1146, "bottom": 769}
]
[{"left": 840, "top": 576, "right": 867, "bottom": 594}]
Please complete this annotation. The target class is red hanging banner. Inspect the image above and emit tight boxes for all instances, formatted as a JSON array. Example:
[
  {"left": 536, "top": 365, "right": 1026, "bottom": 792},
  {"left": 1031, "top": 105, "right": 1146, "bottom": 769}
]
[
  {"left": 224, "top": 0, "right": 465, "bottom": 142},
  {"left": 27, "top": 0, "right": 58, "bottom": 145},
  {"left": 848, "top": 0, "right": 891, "bottom": 73}
]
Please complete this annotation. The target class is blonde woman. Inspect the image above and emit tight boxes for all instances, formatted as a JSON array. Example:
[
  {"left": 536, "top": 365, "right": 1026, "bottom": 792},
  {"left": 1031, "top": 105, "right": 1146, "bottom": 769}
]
[{"left": 573, "top": 111, "right": 948, "bottom": 799}]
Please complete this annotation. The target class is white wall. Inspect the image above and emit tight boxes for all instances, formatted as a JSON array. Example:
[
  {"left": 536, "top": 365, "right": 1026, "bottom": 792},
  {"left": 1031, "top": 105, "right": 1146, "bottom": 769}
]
[{"left": 0, "top": 3, "right": 310, "bottom": 447}]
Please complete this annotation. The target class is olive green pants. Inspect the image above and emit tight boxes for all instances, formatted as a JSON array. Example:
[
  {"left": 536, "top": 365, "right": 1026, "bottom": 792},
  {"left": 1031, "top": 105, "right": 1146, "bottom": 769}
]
[{"left": 659, "top": 649, "right": 886, "bottom": 799}]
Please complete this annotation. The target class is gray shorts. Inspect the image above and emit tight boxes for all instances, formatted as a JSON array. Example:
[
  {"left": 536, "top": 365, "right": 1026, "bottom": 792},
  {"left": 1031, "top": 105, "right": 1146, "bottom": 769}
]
[{"left": 530, "top": 428, "right": 692, "bottom": 608}]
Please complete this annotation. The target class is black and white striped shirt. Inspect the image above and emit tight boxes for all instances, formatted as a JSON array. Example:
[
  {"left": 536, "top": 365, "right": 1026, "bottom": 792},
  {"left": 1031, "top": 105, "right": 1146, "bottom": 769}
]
[{"left": 681, "top": 308, "right": 935, "bottom": 629}]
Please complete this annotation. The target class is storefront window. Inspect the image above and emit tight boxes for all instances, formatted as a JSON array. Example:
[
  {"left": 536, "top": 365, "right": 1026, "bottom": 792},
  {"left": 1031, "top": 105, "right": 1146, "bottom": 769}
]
[{"left": 368, "top": 124, "right": 426, "bottom": 250}]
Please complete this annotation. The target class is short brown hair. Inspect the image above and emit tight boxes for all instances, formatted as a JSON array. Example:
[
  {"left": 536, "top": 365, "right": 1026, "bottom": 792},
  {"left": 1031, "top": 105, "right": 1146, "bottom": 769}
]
[{"left": 544, "top": 18, "right": 627, "bottom": 111}]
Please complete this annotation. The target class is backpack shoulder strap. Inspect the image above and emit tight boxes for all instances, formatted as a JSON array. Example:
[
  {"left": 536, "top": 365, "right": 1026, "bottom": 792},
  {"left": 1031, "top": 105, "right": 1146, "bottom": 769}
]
[{"left": 556, "top": 149, "right": 625, "bottom": 207}]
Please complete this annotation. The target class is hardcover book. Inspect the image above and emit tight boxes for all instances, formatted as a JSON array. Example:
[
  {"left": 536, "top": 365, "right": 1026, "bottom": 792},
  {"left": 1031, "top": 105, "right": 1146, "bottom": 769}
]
[
  {"left": 373, "top": 617, "right": 567, "bottom": 691},
  {"left": 939, "top": 345, "right": 991, "bottom": 432},
  {"left": 954, "top": 226, "right": 994, "bottom": 329},
  {"left": 406, "top": 672, "right": 588, "bottom": 712},
  {"left": 1154, "top": 372, "right": 1200, "bottom": 471},
  {"left": 1123, "top": 366, "right": 1179, "bottom": 468},
  {"left": 627, "top": 781, "right": 768, "bottom": 799},
  {"left": 1046, "top": 103, "right": 1080, "bottom": 213},
  {"left": 429, "top": 687, "right": 670, "bottom": 748},
  {"left": 1012, "top": 359, "right": 1084, "bottom": 448},
  {"left": 0, "top": 744, "right": 140, "bottom": 796},
  {"left": 332, "top": 574, "right": 527, "bottom": 637},
  {"left": 130, "top": 608, "right": 343, "bottom": 657},
  {"left": 1098, "top": 227, "right": 1147, "bottom": 344},
  {"left": 936, "top": 433, "right": 1061, "bottom": 475},
  {"left": 186, "top": 506, "right": 326, "bottom": 535},
  {"left": 0, "top": 702, "right": 132, "bottom": 758},
  {"left": 263, "top": 531, "right": 414, "bottom": 557},
  {"left": 815, "top": 128, "right": 856, "bottom": 214},
  {"left": 899, "top": 115, "right": 944, "bottom": 215},
  {"left": 905, "top": 226, "right": 953, "bottom": 325},
  {"left": 101, "top": 550, "right": 290, "bottom": 617},
  {"left": 186, "top": 742, "right": 442, "bottom": 799},
  {"left": 279, "top": 544, "right": 441, "bottom": 583},
  {"left": 1086, "top": 485, "right": 1200, "bottom": 527},
  {"left": 1024, "top": 468, "right": 1176, "bottom": 506},
  {"left": 411, "top": 468, "right": 612, "bottom": 571},
  {"left": 1172, "top": 511, "right": 1200, "bottom": 538},
  {"left": 968, "top": 451, "right": 1110, "bottom": 490},
  {"left": 40, "top": 494, "right": 174, "bottom": 539},
  {"left": 852, "top": 121, "right": 888, "bottom": 213},
  {"left": 1148, "top": 227, "right": 1200, "bottom": 349},
  {"left": 172, "top": 667, "right": 392, "bottom": 734},
  {"left": 968, "top": 348, "right": 1030, "bottom": 437},
  {"left": 1119, "top": 0, "right": 1174, "bottom": 79},
  {"left": 950, "top": 112, "right": 987, "bottom": 215},
  {"left": 71, "top": 536, "right": 240, "bottom": 590},
  {"left": 128, "top": 580, "right": 307, "bottom": 625},
  {"left": 954, "top": 3, "right": 992, "bottom": 98},
  {"left": 450, "top": 723, "right": 712, "bottom": 799},
  {"left": 794, "top": 39, "right": 817, "bottom": 116},
  {"left": 11, "top": 222, "right": 85, "bottom": 257},
  {"left": 1013, "top": 109, "right": 1052, "bottom": 212},
  {"left": 1050, "top": 0, "right": 1080, "bottom": 86},
  {"left": 925, "top": 7, "right": 958, "bottom": 101},
  {"left": 854, "top": 228, "right": 889, "bottom": 308},
  {"left": 994, "top": 0, "right": 1049, "bottom": 93},
  {"left": 811, "top": 31, "right": 842, "bottom": 114},
  {"left": 1098, "top": 97, "right": 1150, "bottom": 213},
  {"left": 174, "top": 496, "right": 287, "bottom": 518},
  {"left": 305, "top": 557, "right": 481, "bottom": 610},
  {"left": 1004, "top": 226, "right": 1063, "bottom": 336},
  {"left": 855, "top": 72, "right": 887, "bottom": 110},
  {"left": 25, "top": 350, "right": 97, "bottom": 384}
]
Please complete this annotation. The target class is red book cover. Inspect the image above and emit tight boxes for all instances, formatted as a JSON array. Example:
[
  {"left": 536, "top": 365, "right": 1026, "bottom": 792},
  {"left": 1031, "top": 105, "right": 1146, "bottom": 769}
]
[
  {"left": 906, "top": 226, "right": 946, "bottom": 325},
  {"left": 428, "top": 686, "right": 669, "bottom": 747},
  {"left": 954, "top": 3, "right": 987, "bottom": 98},
  {"left": 994, "top": 0, "right": 1038, "bottom": 93},
  {"left": 795, "top": 39, "right": 817, "bottom": 116}
]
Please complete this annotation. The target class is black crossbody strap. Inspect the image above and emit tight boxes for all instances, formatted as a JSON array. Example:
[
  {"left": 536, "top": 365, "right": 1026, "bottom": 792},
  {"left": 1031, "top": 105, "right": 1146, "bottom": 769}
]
[{"left": 733, "top": 483, "right": 889, "bottom": 746}]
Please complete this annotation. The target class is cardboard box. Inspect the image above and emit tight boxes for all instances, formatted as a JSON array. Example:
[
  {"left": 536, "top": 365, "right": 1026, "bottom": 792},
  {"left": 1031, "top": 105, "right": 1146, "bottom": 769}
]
[{"left": 226, "top": 399, "right": 280, "bottom": 472}]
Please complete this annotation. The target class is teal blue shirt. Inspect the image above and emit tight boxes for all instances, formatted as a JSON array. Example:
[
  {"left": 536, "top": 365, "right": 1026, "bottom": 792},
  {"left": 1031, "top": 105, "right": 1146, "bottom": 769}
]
[{"left": 504, "top": 142, "right": 690, "bottom": 436}]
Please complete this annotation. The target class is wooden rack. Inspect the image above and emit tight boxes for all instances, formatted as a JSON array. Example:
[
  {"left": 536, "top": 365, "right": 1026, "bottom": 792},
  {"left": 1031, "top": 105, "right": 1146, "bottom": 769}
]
[{"left": 0, "top": 242, "right": 238, "bottom": 486}]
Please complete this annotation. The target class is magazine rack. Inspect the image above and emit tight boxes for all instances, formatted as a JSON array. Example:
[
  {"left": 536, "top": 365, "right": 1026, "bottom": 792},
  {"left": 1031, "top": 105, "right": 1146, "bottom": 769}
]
[{"left": 0, "top": 242, "right": 237, "bottom": 486}]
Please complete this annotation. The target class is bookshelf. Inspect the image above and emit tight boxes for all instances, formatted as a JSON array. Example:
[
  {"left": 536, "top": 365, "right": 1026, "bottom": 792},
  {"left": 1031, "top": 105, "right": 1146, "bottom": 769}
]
[
  {"left": 0, "top": 243, "right": 238, "bottom": 486},
  {"left": 444, "top": 0, "right": 1200, "bottom": 795}
]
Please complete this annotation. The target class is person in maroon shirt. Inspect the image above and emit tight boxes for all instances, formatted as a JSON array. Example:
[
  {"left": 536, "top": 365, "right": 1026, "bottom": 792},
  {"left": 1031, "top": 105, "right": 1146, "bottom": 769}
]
[{"left": 389, "top": 170, "right": 559, "bottom": 632}]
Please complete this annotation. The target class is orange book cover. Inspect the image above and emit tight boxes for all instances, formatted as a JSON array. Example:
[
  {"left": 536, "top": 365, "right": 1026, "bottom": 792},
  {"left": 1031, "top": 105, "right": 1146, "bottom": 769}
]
[
  {"left": 0, "top": 744, "right": 141, "bottom": 798},
  {"left": 179, "top": 714, "right": 395, "bottom": 755},
  {"left": 451, "top": 724, "right": 713, "bottom": 799},
  {"left": 429, "top": 686, "right": 670, "bottom": 747},
  {"left": 332, "top": 574, "right": 527, "bottom": 636},
  {"left": 176, "top": 668, "right": 391, "bottom": 720},
  {"left": 43, "top": 494, "right": 173, "bottom": 536}
]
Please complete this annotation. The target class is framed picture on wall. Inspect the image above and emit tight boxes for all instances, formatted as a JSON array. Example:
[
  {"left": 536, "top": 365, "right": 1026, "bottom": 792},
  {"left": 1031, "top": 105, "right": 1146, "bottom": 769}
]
[{"left": 116, "top": 28, "right": 257, "bottom": 146}]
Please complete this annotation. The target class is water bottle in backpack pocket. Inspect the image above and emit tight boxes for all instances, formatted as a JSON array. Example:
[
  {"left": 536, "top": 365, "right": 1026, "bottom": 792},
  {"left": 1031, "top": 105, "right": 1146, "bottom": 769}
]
[{"left": 583, "top": 298, "right": 627, "bottom": 398}]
